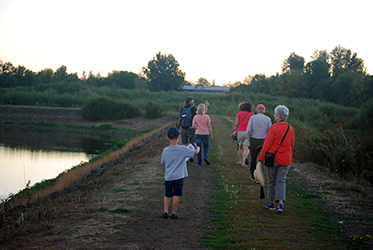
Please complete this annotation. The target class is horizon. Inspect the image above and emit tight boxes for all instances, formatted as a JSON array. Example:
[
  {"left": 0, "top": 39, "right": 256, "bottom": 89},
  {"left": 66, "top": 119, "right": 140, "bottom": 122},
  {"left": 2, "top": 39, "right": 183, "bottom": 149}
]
[{"left": 1, "top": 1, "right": 371, "bottom": 86}]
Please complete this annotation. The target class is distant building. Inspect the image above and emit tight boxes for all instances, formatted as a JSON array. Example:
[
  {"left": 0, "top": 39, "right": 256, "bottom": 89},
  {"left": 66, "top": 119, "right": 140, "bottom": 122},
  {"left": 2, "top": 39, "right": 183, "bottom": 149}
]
[{"left": 181, "top": 85, "right": 230, "bottom": 94}]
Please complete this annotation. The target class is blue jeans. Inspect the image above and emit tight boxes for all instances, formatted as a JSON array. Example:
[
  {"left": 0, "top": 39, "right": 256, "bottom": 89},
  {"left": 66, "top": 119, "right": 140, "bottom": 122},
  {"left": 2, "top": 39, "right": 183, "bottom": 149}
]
[{"left": 195, "top": 134, "right": 209, "bottom": 165}]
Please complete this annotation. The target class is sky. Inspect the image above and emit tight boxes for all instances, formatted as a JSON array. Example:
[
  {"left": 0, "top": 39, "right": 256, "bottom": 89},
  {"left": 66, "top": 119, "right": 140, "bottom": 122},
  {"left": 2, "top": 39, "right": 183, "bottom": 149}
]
[{"left": 0, "top": 0, "right": 371, "bottom": 86}]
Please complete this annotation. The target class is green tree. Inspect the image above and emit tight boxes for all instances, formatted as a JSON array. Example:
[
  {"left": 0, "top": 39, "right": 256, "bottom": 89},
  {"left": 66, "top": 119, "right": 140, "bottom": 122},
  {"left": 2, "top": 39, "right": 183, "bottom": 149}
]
[
  {"left": 333, "top": 71, "right": 365, "bottom": 106},
  {"left": 15, "top": 65, "right": 35, "bottom": 86},
  {"left": 0, "top": 61, "right": 17, "bottom": 87},
  {"left": 282, "top": 52, "right": 305, "bottom": 73},
  {"left": 329, "top": 45, "right": 364, "bottom": 78},
  {"left": 53, "top": 65, "right": 68, "bottom": 82},
  {"left": 37, "top": 68, "right": 54, "bottom": 83},
  {"left": 278, "top": 70, "right": 307, "bottom": 98},
  {"left": 196, "top": 77, "right": 210, "bottom": 86},
  {"left": 106, "top": 70, "right": 138, "bottom": 89},
  {"left": 142, "top": 52, "right": 185, "bottom": 91},
  {"left": 305, "top": 58, "right": 331, "bottom": 99},
  {"left": 81, "top": 71, "right": 87, "bottom": 80}
]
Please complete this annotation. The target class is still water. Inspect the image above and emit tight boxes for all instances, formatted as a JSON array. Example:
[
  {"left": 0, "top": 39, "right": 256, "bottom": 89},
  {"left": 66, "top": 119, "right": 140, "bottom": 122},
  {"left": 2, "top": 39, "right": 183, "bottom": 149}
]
[{"left": 0, "top": 128, "right": 124, "bottom": 200}]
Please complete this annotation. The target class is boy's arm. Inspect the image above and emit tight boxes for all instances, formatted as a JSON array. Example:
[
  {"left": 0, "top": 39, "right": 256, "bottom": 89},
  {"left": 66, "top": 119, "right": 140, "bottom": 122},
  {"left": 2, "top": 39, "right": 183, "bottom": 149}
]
[{"left": 194, "top": 146, "right": 200, "bottom": 155}]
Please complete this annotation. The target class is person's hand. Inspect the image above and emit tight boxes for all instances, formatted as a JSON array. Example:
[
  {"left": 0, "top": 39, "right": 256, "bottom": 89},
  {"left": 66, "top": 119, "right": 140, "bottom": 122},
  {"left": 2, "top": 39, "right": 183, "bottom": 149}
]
[
  {"left": 195, "top": 146, "right": 200, "bottom": 154},
  {"left": 205, "top": 100, "right": 209, "bottom": 107}
]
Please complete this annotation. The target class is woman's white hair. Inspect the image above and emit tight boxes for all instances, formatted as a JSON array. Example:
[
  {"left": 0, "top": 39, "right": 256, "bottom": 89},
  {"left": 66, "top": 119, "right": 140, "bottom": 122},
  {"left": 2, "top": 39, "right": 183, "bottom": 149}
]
[{"left": 274, "top": 105, "right": 289, "bottom": 121}]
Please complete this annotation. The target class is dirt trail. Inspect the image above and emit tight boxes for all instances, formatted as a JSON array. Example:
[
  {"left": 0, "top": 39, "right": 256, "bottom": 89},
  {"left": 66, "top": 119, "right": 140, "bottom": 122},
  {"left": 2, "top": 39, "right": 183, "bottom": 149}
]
[{"left": 1, "top": 109, "right": 372, "bottom": 249}]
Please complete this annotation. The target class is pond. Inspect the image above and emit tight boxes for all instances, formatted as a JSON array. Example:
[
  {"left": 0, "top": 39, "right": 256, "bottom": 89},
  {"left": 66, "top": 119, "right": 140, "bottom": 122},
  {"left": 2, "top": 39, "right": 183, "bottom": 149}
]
[{"left": 0, "top": 127, "right": 125, "bottom": 200}]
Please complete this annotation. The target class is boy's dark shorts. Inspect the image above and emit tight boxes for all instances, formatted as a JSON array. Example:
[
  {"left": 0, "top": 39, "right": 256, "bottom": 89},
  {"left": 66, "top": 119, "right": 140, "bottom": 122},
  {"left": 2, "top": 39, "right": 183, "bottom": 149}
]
[
  {"left": 164, "top": 178, "right": 184, "bottom": 197},
  {"left": 181, "top": 127, "right": 195, "bottom": 144}
]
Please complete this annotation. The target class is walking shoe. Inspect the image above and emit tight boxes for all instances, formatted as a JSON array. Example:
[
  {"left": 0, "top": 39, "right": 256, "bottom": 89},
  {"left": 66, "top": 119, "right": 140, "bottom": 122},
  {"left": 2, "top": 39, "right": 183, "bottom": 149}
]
[
  {"left": 160, "top": 212, "right": 169, "bottom": 218},
  {"left": 265, "top": 202, "right": 275, "bottom": 210},
  {"left": 170, "top": 213, "right": 179, "bottom": 219},
  {"left": 277, "top": 204, "right": 284, "bottom": 213},
  {"left": 204, "top": 158, "right": 211, "bottom": 165}
]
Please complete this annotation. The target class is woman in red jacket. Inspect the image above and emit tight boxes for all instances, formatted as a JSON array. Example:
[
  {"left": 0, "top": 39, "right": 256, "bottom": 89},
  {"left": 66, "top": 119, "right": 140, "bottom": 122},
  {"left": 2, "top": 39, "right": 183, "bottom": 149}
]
[{"left": 258, "top": 105, "right": 295, "bottom": 213}]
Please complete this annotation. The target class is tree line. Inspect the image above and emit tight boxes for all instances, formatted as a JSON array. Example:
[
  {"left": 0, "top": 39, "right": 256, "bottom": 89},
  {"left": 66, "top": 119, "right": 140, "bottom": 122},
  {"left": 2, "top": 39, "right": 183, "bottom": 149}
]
[
  {"left": 1, "top": 46, "right": 373, "bottom": 107},
  {"left": 232, "top": 45, "right": 373, "bottom": 108}
]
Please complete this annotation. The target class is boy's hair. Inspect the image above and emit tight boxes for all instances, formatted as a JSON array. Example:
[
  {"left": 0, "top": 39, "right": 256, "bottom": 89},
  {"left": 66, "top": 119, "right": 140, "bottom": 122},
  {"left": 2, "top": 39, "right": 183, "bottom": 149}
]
[{"left": 167, "top": 127, "right": 180, "bottom": 139}]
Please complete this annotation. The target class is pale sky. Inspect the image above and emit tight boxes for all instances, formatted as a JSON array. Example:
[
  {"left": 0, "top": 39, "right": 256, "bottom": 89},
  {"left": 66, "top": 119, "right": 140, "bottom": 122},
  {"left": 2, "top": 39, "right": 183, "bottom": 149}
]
[{"left": 0, "top": 0, "right": 371, "bottom": 86}]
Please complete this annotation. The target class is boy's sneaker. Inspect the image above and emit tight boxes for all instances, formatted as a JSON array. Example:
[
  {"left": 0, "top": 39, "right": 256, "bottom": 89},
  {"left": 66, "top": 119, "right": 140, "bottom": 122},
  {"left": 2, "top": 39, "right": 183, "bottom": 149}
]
[
  {"left": 170, "top": 213, "right": 179, "bottom": 220},
  {"left": 265, "top": 202, "right": 275, "bottom": 210},
  {"left": 277, "top": 204, "right": 284, "bottom": 213},
  {"left": 160, "top": 212, "right": 169, "bottom": 218},
  {"left": 204, "top": 158, "right": 211, "bottom": 165}
]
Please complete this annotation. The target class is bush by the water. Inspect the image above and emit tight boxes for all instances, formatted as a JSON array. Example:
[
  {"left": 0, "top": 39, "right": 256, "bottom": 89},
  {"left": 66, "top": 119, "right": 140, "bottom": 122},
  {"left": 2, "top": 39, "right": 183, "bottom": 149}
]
[
  {"left": 82, "top": 96, "right": 141, "bottom": 121},
  {"left": 144, "top": 102, "right": 163, "bottom": 119}
]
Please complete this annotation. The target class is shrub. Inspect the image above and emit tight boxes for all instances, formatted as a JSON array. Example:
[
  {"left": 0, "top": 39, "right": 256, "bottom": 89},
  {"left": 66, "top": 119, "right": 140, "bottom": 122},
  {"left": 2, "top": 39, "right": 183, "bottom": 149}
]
[
  {"left": 82, "top": 96, "right": 141, "bottom": 121},
  {"left": 144, "top": 102, "right": 163, "bottom": 119},
  {"left": 357, "top": 97, "right": 373, "bottom": 132}
]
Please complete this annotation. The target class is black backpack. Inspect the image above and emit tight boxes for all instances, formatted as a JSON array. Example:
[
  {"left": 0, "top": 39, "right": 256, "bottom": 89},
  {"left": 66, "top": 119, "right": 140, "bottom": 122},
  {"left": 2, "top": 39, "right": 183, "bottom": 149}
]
[{"left": 180, "top": 106, "right": 193, "bottom": 128}]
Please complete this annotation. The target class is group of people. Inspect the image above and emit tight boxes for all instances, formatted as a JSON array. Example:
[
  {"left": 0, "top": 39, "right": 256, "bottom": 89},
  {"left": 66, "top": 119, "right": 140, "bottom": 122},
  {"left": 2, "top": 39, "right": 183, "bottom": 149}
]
[
  {"left": 160, "top": 96, "right": 294, "bottom": 219},
  {"left": 232, "top": 102, "right": 294, "bottom": 213}
]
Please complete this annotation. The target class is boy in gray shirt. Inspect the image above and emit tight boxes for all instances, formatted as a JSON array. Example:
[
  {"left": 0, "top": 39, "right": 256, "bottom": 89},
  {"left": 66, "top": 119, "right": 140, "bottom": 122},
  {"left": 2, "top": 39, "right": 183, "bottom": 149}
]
[{"left": 161, "top": 127, "right": 200, "bottom": 219}]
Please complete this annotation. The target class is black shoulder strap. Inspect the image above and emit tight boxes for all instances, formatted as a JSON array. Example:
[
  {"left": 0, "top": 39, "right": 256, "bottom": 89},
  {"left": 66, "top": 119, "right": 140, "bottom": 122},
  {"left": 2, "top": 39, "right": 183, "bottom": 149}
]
[{"left": 275, "top": 124, "right": 290, "bottom": 154}]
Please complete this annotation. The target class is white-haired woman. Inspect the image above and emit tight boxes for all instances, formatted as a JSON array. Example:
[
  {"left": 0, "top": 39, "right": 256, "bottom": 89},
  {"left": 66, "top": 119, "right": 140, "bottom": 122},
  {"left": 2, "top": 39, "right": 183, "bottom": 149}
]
[
  {"left": 258, "top": 105, "right": 295, "bottom": 213},
  {"left": 192, "top": 103, "right": 213, "bottom": 166}
]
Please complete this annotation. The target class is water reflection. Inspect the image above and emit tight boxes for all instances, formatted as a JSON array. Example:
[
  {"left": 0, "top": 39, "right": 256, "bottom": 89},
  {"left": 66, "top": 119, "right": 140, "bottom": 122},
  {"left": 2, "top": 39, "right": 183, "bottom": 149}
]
[{"left": 0, "top": 128, "right": 124, "bottom": 199}]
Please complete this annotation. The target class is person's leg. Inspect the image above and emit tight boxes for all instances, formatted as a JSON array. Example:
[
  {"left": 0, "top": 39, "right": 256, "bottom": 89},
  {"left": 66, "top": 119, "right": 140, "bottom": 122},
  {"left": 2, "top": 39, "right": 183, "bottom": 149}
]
[
  {"left": 242, "top": 146, "right": 249, "bottom": 166},
  {"left": 189, "top": 128, "right": 196, "bottom": 145},
  {"left": 172, "top": 196, "right": 179, "bottom": 214},
  {"left": 171, "top": 179, "right": 183, "bottom": 216},
  {"left": 163, "top": 181, "right": 173, "bottom": 214},
  {"left": 238, "top": 145, "right": 243, "bottom": 164},
  {"left": 242, "top": 145, "right": 250, "bottom": 167},
  {"left": 203, "top": 135, "right": 209, "bottom": 159},
  {"left": 181, "top": 128, "right": 188, "bottom": 146},
  {"left": 267, "top": 165, "right": 277, "bottom": 202},
  {"left": 249, "top": 138, "right": 260, "bottom": 178},
  {"left": 164, "top": 196, "right": 171, "bottom": 213},
  {"left": 241, "top": 135, "right": 250, "bottom": 167},
  {"left": 274, "top": 164, "right": 290, "bottom": 203},
  {"left": 195, "top": 134, "right": 202, "bottom": 165}
]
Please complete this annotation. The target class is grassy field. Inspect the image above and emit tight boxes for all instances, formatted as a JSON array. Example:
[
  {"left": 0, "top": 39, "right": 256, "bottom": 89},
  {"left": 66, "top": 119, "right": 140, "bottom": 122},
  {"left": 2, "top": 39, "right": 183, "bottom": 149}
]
[{"left": 201, "top": 115, "right": 370, "bottom": 249}]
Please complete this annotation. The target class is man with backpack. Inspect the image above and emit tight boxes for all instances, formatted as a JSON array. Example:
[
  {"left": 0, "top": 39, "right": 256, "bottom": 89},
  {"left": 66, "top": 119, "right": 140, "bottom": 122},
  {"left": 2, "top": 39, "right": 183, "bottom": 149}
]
[{"left": 177, "top": 97, "right": 209, "bottom": 149}]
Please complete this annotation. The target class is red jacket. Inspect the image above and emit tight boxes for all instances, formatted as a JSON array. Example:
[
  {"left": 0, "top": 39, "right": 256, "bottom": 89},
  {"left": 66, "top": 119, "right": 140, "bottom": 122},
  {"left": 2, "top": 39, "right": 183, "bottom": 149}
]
[{"left": 258, "top": 122, "right": 295, "bottom": 166}]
